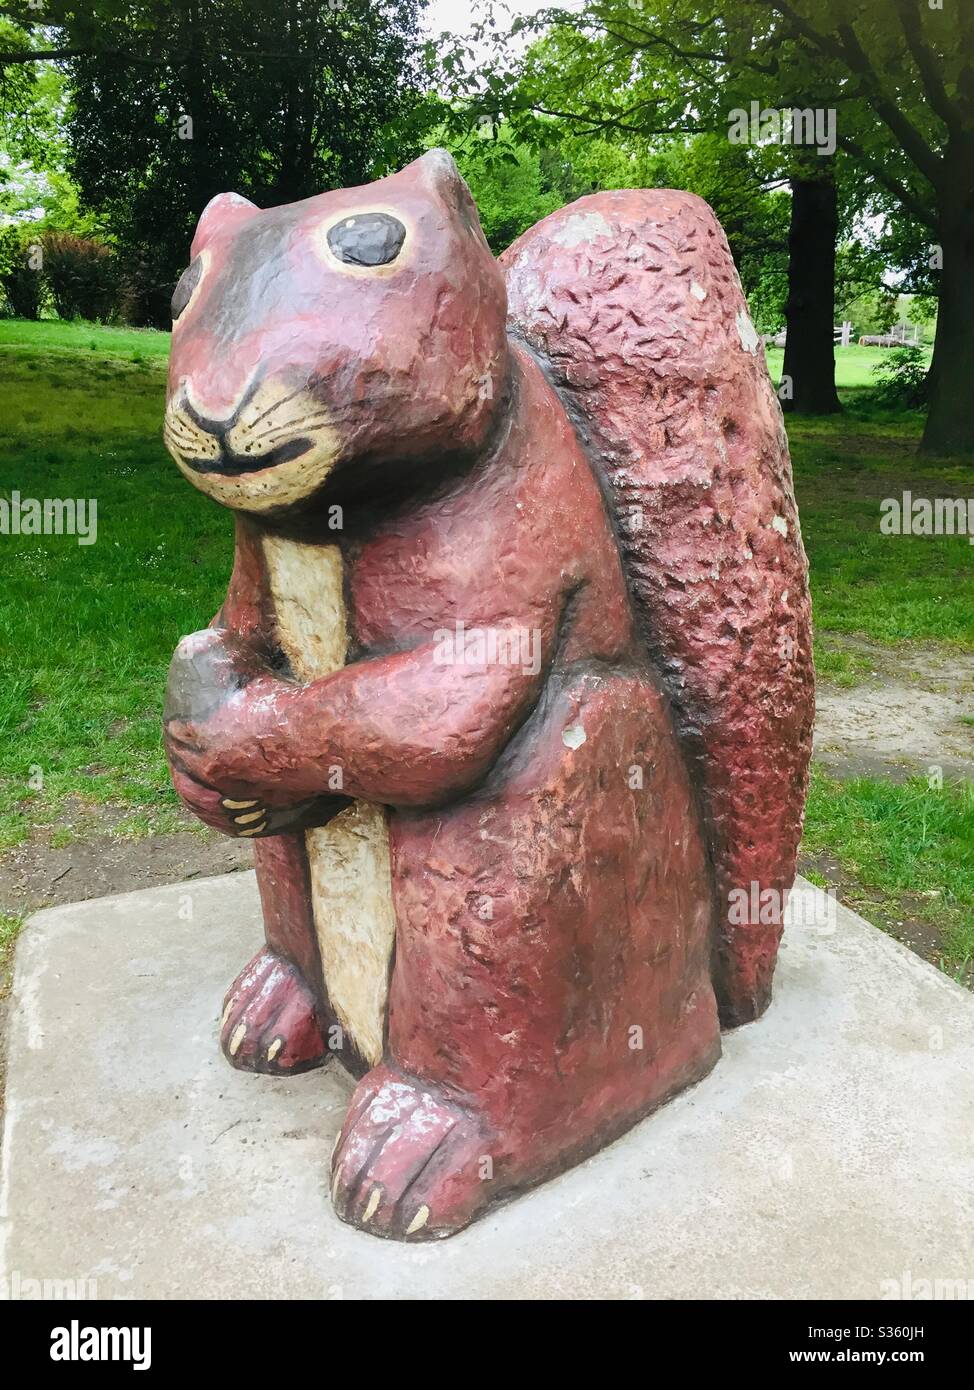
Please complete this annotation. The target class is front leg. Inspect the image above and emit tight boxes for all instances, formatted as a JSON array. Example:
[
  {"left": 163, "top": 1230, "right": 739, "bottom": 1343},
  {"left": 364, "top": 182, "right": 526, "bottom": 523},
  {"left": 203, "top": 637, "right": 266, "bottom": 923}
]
[
  {"left": 166, "top": 614, "right": 560, "bottom": 811},
  {"left": 164, "top": 627, "right": 350, "bottom": 836}
]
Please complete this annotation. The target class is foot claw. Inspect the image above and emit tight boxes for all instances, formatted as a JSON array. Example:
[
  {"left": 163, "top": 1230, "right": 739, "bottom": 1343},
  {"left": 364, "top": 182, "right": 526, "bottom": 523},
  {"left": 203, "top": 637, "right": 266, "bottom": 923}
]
[
  {"left": 362, "top": 1187, "right": 383, "bottom": 1223},
  {"left": 404, "top": 1204, "right": 430, "bottom": 1235},
  {"left": 330, "top": 1064, "right": 494, "bottom": 1240},
  {"left": 220, "top": 948, "right": 328, "bottom": 1075}
]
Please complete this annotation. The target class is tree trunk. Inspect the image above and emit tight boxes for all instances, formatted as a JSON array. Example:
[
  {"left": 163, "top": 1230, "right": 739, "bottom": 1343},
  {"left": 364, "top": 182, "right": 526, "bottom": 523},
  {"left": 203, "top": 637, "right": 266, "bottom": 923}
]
[
  {"left": 921, "top": 196, "right": 974, "bottom": 457},
  {"left": 781, "top": 167, "right": 841, "bottom": 414}
]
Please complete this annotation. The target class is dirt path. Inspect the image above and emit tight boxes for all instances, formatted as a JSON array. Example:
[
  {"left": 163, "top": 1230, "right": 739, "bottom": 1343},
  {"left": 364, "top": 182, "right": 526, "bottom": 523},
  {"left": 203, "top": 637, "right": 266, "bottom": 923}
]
[
  {"left": 0, "top": 818, "right": 252, "bottom": 919},
  {"left": 814, "top": 636, "right": 974, "bottom": 782}
]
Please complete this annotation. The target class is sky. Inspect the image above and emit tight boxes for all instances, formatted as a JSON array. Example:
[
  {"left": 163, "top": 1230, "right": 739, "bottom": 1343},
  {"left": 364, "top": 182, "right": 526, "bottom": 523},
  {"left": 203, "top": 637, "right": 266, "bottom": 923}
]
[
  {"left": 422, "top": 1, "right": 545, "bottom": 38},
  {"left": 421, "top": 0, "right": 585, "bottom": 47}
]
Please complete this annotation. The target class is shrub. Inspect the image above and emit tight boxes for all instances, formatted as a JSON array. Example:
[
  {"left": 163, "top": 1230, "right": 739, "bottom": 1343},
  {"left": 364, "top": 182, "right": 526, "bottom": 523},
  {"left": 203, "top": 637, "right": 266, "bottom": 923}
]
[
  {"left": 40, "top": 232, "right": 120, "bottom": 322},
  {"left": 870, "top": 345, "right": 929, "bottom": 409},
  {"left": 0, "top": 226, "right": 45, "bottom": 319},
  {"left": 116, "top": 246, "right": 177, "bottom": 329}
]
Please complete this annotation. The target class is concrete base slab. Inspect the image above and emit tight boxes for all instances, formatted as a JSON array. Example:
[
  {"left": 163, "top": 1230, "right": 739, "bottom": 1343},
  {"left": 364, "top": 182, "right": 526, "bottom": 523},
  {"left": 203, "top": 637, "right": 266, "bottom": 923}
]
[{"left": 2, "top": 873, "right": 972, "bottom": 1300}]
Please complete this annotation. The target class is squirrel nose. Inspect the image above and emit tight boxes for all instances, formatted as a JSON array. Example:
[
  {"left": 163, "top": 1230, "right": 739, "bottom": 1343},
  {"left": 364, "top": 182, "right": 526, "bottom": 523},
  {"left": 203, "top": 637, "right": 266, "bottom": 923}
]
[
  {"left": 175, "top": 390, "right": 231, "bottom": 443},
  {"left": 174, "top": 354, "right": 262, "bottom": 426}
]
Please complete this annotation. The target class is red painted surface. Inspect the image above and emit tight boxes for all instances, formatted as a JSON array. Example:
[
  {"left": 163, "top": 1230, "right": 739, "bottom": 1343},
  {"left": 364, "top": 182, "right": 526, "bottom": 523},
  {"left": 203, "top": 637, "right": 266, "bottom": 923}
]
[
  {"left": 162, "top": 152, "right": 813, "bottom": 1239},
  {"left": 503, "top": 190, "right": 815, "bottom": 1025},
  {"left": 220, "top": 946, "right": 327, "bottom": 1076}
]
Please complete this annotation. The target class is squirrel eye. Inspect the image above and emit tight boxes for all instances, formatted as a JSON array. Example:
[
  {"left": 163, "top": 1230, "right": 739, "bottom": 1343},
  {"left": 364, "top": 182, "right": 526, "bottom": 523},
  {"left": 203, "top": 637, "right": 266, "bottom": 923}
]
[
  {"left": 327, "top": 213, "right": 406, "bottom": 267},
  {"left": 172, "top": 257, "right": 204, "bottom": 320}
]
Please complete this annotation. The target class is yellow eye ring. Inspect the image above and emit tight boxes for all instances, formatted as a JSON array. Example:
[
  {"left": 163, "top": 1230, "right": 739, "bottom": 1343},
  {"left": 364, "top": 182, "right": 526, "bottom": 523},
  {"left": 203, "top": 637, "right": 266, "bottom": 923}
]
[{"left": 313, "top": 205, "right": 414, "bottom": 278}]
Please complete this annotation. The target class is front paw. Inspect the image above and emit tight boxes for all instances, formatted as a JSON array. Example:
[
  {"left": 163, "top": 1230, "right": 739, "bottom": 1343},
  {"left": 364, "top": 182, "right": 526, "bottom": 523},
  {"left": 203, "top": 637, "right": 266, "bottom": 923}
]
[
  {"left": 168, "top": 763, "right": 262, "bottom": 836},
  {"left": 168, "top": 763, "right": 346, "bottom": 839}
]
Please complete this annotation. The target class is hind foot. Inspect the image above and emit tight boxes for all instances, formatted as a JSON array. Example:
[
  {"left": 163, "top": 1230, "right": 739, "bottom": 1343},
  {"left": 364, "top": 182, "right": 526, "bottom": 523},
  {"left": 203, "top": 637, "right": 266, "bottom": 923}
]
[
  {"left": 220, "top": 947, "right": 328, "bottom": 1075},
  {"left": 330, "top": 1064, "right": 494, "bottom": 1241}
]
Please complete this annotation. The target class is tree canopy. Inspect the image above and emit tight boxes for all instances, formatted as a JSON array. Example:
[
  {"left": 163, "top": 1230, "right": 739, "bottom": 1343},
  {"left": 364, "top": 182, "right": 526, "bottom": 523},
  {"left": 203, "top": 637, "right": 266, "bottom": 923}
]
[
  {"left": 433, "top": 0, "right": 973, "bottom": 449},
  {"left": 1, "top": 1, "right": 432, "bottom": 323}
]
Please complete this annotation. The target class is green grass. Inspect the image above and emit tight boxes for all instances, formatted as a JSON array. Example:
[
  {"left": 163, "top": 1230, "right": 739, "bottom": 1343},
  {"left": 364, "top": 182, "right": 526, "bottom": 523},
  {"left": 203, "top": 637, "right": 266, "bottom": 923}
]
[
  {"left": 0, "top": 319, "right": 230, "bottom": 845},
  {"left": 803, "top": 767, "right": 974, "bottom": 975},
  {"left": 768, "top": 344, "right": 972, "bottom": 647},
  {"left": 766, "top": 342, "right": 932, "bottom": 392},
  {"left": 763, "top": 347, "right": 974, "bottom": 642},
  {"left": 788, "top": 412, "right": 973, "bottom": 645},
  {"left": 812, "top": 636, "right": 875, "bottom": 688},
  {"left": 0, "top": 318, "right": 171, "bottom": 359},
  {"left": 0, "top": 911, "right": 26, "bottom": 1001}
]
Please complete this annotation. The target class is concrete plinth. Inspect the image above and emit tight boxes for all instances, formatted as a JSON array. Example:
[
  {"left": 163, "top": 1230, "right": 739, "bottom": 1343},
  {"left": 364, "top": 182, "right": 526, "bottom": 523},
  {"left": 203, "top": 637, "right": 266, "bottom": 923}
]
[{"left": 2, "top": 873, "right": 972, "bottom": 1300}]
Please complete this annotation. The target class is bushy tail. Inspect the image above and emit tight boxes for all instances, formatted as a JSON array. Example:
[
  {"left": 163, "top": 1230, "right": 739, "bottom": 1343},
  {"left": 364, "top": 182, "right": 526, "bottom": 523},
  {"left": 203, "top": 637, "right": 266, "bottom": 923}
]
[{"left": 502, "top": 189, "right": 815, "bottom": 1025}]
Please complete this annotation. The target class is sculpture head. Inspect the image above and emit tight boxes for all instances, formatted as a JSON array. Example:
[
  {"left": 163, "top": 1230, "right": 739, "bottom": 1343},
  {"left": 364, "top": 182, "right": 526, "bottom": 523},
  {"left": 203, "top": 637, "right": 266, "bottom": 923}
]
[{"left": 163, "top": 150, "right": 509, "bottom": 517}]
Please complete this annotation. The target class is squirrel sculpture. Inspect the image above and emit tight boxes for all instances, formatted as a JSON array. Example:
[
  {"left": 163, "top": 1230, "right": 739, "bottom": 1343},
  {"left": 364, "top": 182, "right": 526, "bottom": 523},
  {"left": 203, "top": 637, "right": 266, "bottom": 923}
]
[{"left": 163, "top": 149, "right": 814, "bottom": 1241}]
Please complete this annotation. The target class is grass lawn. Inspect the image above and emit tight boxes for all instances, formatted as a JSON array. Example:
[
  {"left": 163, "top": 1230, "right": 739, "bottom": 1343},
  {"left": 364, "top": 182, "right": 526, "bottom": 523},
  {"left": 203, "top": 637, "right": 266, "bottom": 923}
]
[
  {"left": 765, "top": 342, "right": 932, "bottom": 391},
  {"left": 0, "top": 323, "right": 971, "bottom": 973},
  {"left": 785, "top": 410, "right": 971, "bottom": 648},
  {"left": 0, "top": 318, "right": 171, "bottom": 359},
  {"left": 802, "top": 768, "right": 974, "bottom": 978},
  {"left": 0, "top": 319, "right": 228, "bottom": 848}
]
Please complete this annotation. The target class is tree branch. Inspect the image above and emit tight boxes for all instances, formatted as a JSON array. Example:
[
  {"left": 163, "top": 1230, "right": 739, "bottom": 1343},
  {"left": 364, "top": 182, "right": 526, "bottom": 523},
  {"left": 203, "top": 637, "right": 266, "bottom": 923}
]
[
  {"left": 838, "top": 135, "right": 936, "bottom": 231},
  {"left": 758, "top": 0, "right": 944, "bottom": 188},
  {"left": 599, "top": 22, "right": 779, "bottom": 79},
  {"left": 0, "top": 48, "right": 96, "bottom": 66},
  {"left": 893, "top": 0, "right": 960, "bottom": 137},
  {"left": 833, "top": 20, "right": 944, "bottom": 187},
  {"left": 0, "top": 45, "right": 304, "bottom": 69},
  {"left": 520, "top": 100, "right": 708, "bottom": 137}
]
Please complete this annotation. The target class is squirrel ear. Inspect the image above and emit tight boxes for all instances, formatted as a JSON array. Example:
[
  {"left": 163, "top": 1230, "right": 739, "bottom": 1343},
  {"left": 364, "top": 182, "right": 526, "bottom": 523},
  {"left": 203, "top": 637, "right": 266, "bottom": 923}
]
[
  {"left": 191, "top": 192, "right": 259, "bottom": 257},
  {"left": 414, "top": 148, "right": 467, "bottom": 203},
  {"left": 412, "top": 148, "right": 484, "bottom": 236}
]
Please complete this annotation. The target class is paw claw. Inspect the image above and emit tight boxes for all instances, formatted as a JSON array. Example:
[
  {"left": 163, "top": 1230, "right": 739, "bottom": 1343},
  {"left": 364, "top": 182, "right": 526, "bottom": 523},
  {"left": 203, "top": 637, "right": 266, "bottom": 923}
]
[
  {"left": 220, "top": 948, "right": 328, "bottom": 1075},
  {"left": 330, "top": 1065, "right": 493, "bottom": 1241},
  {"left": 238, "top": 821, "right": 268, "bottom": 837},
  {"left": 405, "top": 1204, "right": 430, "bottom": 1235}
]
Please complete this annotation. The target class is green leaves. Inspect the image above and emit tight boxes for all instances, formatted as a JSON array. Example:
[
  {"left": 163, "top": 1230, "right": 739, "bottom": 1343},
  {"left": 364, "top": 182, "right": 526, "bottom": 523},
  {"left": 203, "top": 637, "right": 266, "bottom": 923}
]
[{"left": 4, "top": 1, "right": 434, "bottom": 326}]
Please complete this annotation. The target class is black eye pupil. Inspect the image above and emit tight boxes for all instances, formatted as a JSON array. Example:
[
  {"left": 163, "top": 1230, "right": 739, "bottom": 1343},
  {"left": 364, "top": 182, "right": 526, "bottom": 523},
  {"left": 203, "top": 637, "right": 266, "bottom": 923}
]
[
  {"left": 172, "top": 257, "right": 203, "bottom": 319},
  {"left": 327, "top": 213, "right": 406, "bottom": 267}
]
